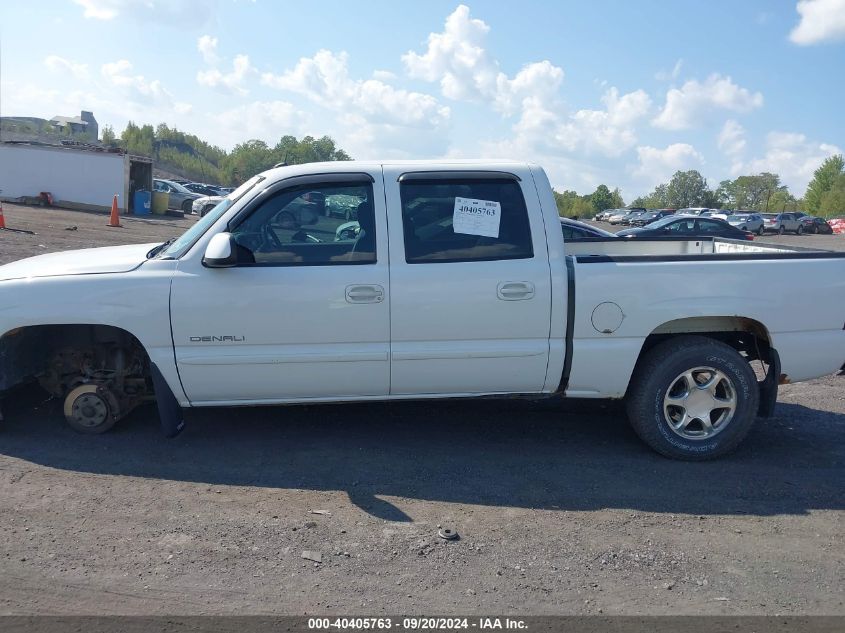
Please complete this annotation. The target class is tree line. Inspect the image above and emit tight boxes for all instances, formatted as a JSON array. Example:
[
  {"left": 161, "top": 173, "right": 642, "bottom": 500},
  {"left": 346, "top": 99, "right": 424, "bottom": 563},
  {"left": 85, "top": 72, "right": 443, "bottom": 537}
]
[
  {"left": 103, "top": 122, "right": 350, "bottom": 186},
  {"left": 101, "top": 121, "right": 845, "bottom": 217},
  {"left": 554, "top": 155, "right": 845, "bottom": 219}
]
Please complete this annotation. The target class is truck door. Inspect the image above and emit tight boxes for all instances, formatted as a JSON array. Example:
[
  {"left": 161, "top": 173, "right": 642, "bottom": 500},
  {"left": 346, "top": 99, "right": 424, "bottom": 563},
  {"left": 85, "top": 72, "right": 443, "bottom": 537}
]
[
  {"left": 169, "top": 171, "right": 390, "bottom": 404},
  {"left": 384, "top": 168, "right": 553, "bottom": 395}
]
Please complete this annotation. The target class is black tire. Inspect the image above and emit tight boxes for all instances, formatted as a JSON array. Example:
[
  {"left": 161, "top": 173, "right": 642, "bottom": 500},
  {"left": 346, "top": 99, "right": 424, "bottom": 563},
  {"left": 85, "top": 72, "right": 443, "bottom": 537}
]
[
  {"left": 778, "top": 225, "right": 785, "bottom": 235},
  {"left": 796, "top": 224, "right": 803, "bottom": 235},
  {"left": 625, "top": 336, "right": 759, "bottom": 460},
  {"left": 181, "top": 200, "right": 193, "bottom": 213},
  {"left": 757, "top": 225, "right": 764, "bottom": 236},
  {"left": 201, "top": 204, "right": 214, "bottom": 217}
]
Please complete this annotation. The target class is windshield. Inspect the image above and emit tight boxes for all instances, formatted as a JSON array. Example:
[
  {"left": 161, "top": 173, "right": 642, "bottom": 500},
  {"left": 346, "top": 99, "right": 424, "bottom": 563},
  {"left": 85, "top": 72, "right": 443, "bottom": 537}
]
[
  {"left": 645, "top": 214, "right": 683, "bottom": 229},
  {"left": 160, "top": 175, "right": 265, "bottom": 258},
  {"left": 167, "top": 181, "right": 191, "bottom": 193}
]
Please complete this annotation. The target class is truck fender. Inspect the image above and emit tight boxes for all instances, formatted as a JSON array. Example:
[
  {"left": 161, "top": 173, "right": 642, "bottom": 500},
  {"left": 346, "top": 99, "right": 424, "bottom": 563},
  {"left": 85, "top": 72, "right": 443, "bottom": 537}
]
[{"left": 150, "top": 362, "right": 185, "bottom": 437}]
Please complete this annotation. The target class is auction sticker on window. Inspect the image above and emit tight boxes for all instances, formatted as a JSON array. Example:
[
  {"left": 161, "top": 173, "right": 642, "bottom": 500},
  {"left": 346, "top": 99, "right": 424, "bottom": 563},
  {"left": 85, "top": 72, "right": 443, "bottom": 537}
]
[{"left": 453, "top": 197, "right": 501, "bottom": 238}]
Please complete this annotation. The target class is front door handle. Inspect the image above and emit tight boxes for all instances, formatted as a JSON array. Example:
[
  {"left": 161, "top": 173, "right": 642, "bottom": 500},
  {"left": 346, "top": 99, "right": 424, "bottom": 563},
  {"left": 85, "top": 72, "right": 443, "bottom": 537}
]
[
  {"left": 346, "top": 284, "right": 384, "bottom": 304},
  {"left": 497, "top": 281, "right": 535, "bottom": 301}
]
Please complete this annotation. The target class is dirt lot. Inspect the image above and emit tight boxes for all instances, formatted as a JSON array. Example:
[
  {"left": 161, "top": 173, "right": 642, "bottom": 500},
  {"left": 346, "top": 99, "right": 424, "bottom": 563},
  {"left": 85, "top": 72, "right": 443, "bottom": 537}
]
[{"left": 0, "top": 203, "right": 843, "bottom": 615}]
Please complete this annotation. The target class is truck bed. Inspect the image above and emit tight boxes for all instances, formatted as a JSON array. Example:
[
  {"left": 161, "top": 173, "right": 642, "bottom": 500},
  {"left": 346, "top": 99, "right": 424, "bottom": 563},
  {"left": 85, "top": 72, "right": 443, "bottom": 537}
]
[
  {"left": 563, "top": 236, "right": 845, "bottom": 400},
  {"left": 565, "top": 236, "right": 835, "bottom": 259}
]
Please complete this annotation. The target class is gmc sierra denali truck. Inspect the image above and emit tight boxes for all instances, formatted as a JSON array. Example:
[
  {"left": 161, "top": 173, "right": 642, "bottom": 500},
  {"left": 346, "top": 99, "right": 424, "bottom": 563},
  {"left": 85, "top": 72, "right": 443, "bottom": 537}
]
[{"left": 1, "top": 161, "right": 844, "bottom": 460}]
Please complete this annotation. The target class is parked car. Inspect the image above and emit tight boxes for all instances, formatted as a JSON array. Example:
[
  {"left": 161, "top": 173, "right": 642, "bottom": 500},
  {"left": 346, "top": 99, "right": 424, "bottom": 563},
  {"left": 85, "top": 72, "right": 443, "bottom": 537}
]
[
  {"left": 616, "top": 215, "right": 754, "bottom": 240},
  {"left": 726, "top": 212, "right": 765, "bottom": 236},
  {"left": 324, "top": 193, "right": 360, "bottom": 220},
  {"left": 677, "top": 207, "right": 713, "bottom": 216},
  {"left": 630, "top": 209, "right": 675, "bottom": 226},
  {"left": 608, "top": 209, "right": 638, "bottom": 225},
  {"left": 621, "top": 210, "right": 648, "bottom": 226},
  {"left": 701, "top": 210, "right": 729, "bottom": 220},
  {"left": 801, "top": 216, "right": 834, "bottom": 234},
  {"left": 761, "top": 212, "right": 804, "bottom": 235},
  {"left": 5, "top": 161, "right": 845, "bottom": 461},
  {"left": 560, "top": 217, "right": 617, "bottom": 239},
  {"left": 184, "top": 183, "right": 226, "bottom": 197},
  {"left": 192, "top": 195, "right": 225, "bottom": 217},
  {"left": 596, "top": 208, "right": 625, "bottom": 222},
  {"left": 153, "top": 179, "right": 202, "bottom": 212}
]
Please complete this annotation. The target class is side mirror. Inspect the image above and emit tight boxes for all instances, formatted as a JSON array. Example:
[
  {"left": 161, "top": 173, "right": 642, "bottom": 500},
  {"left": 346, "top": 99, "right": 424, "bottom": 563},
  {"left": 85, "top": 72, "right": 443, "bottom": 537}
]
[{"left": 203, "top": 232, "right": 239, "bottom": 268}]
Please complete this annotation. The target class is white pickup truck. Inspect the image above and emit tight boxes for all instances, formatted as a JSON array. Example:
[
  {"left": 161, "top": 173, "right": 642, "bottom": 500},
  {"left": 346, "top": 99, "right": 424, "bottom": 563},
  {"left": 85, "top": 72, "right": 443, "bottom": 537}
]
[{"left": 2, "top": 161, "right": 844, "bottom": 460}]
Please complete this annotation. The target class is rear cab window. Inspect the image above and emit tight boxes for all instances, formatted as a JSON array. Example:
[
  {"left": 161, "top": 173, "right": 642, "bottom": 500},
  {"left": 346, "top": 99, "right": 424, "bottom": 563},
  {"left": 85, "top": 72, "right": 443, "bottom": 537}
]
[{"left": 398, "top": 176, "right": 534, "bottom": 264}]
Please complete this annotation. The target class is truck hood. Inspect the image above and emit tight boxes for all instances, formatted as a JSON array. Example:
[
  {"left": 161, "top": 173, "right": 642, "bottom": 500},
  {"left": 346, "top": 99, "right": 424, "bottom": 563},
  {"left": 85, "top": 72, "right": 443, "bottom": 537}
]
[{"left": 0, "top": 243, "right": 159, "bottom": 281}]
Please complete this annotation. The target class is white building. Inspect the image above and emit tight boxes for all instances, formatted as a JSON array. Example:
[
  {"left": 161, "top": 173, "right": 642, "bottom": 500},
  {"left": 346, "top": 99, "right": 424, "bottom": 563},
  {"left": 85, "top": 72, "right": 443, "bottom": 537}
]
[{"left": 0, "top": 142, "right": 152, "bottom": 213}]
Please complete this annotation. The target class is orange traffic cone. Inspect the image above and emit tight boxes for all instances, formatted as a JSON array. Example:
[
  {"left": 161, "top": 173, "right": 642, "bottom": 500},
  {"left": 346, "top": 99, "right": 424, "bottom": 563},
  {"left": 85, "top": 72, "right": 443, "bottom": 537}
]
[
  {"left": 0, "top": 203, "right": 34, "bottom": 234},
  {"left": 107, "top": 194, "right": 121, "bottom": 227}
]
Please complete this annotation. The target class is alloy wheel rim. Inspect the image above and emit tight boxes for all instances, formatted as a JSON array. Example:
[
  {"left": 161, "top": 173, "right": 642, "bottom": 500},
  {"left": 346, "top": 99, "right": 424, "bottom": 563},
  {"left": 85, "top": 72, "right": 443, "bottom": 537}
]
[{"left": 663, "top": 366, "right": 737, "bottom": 440}]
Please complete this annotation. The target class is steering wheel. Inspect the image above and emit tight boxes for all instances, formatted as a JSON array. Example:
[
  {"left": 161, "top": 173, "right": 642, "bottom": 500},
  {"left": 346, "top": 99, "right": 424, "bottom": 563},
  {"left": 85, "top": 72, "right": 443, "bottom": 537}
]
[{"left": 262, "top": 223, "right": 284, "bottom": 250}]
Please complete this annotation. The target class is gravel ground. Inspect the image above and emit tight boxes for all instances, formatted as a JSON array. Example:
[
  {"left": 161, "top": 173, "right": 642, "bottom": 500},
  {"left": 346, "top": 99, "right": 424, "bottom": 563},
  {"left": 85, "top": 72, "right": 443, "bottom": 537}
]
[{"left": 0, "top": 203, "right": 843, "bottom": 615}]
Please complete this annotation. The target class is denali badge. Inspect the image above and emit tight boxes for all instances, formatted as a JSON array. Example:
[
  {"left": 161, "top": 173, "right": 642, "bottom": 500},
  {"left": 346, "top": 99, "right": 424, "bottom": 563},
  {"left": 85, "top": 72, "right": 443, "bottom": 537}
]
[{"left": 189, "top": 336, "right": 246, "bottom": 342}]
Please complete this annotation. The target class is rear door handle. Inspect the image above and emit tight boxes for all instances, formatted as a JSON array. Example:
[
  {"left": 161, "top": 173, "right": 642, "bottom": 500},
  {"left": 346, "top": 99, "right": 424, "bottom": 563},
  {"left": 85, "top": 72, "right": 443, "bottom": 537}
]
[
  {"left": 346, "top": 284, "right": 384, "bottom": 303},
  {"left": 497, "top": 281, "right": 535, "bottom": 301}
]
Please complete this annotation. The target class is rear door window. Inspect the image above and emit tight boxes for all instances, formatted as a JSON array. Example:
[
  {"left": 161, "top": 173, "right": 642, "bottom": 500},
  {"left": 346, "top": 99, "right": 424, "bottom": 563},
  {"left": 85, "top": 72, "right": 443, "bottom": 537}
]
[{"left": 399, "top": 178, "right": 533, "bottom": 263}]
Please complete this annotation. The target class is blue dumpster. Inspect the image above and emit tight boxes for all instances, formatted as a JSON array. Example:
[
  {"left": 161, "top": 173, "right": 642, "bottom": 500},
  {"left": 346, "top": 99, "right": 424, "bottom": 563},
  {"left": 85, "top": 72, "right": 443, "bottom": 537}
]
[{"left": 134, "top": 189, "right": 152, "bottom": 215}]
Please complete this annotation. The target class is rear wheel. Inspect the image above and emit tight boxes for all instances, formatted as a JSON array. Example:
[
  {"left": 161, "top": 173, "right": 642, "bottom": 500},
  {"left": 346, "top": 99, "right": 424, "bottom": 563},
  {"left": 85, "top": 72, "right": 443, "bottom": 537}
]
[
  {"left": 626, "top": 336, "right": 759, "bottom": 460},
  {"left": 757, "top": 225, "right": 764, "bottom": 236},
  {"left": 778, "top": 225, "right": 785, "bottom": 235},
  {"left": 181, "top": 200, "right": 192, "bottom": 213},
  {"left": 797, "top": 224, "right": 804, "bottom": 235}
]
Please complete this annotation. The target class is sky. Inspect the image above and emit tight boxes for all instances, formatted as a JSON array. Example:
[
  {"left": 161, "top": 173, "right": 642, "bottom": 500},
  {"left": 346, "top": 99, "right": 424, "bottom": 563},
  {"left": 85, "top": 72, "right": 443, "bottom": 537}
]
[{"left": 1, "top": 0, "right": 844, "bottom": 199}]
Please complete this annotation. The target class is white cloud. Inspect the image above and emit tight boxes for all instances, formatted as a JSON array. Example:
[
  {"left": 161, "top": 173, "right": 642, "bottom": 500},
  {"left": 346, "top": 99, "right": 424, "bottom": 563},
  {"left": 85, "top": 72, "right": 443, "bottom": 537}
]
[
  {"left": 0, "top": 78, "right": 199, "bottom": 146},
  {"left": 261, "top": 49, "right": 451, "bottom": 158},
  {"left": 197, "top": 54, "right": 253, "bottom": 95},
  {"left": 212, "top": 101, "right": 310, "bottom": 148},
  {"left": 73, "top": 0, "right": 218, "bottom": 24},
  {"left": 44, "top": 55, "right": 89, "bottom": 80},
  {"left": 735, "top": 131, "right": 843, "bottom": 194},
  {"left": 476, "top": 132, "right": 615, "bottom": 195},
  {"left": 101, "top": 59, "right": 192, "bottom": 113},
  {"left": 789, "top": 0, "right": 845, "bottom": 44},
  {"left": 197, "top": 35, "right": 219, "bottom": 65},
  {"left": 655, "top": 58, "right": 683, "bottom": 81},
  {"left": 652, "top": 74, "right": 763, "bottom": 130},
  {"left": 372, "top": 70, "right": 396, "bottom": 81},
  {"left": 717, "top": 119, "right": 746, "bottom": 157},
  {"left": 494, "top": 61, "right": 564, "bottom": 116},
  {"left": 505, "top": 87, "right": 651, "bottom": 158},
  {"left": 401, "top": 4, "right": 563, "bottom": 115},
  {"left": 262, "top": 49, "right": 449, "bottom": 129},
  {"left": 73, "top": 0, "right": 122, "bottom": 19},
  {"left": 631, "top": 143, "right": 705, "bottom": 190}
]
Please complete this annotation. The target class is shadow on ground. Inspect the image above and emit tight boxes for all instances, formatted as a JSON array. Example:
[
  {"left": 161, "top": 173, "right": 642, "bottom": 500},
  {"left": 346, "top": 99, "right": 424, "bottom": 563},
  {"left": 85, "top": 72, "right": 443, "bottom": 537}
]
[{"left": 2, "top": 386, "right": 843, "bottom": 520}]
